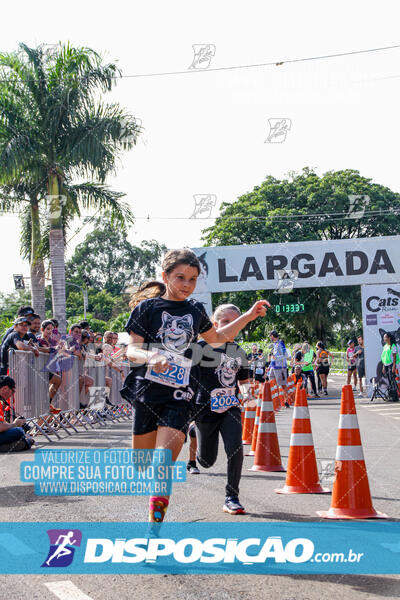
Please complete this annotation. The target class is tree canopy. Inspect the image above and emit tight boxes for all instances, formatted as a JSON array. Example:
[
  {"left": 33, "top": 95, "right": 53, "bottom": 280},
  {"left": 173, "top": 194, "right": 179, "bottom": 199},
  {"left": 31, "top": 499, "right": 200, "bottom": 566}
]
[
  {"left": 66, "top": 216, "right": 166, "bottom": 298},
  {"left": 203, "top": 169, "right": 400, "bottom": 344}
]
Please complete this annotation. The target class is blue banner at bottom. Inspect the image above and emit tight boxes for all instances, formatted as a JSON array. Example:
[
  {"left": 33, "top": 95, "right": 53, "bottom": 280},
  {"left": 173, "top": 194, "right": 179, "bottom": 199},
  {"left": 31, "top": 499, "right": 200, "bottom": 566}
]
[{"left": 1, "top": 522, "right": 400, "bottom": 574}]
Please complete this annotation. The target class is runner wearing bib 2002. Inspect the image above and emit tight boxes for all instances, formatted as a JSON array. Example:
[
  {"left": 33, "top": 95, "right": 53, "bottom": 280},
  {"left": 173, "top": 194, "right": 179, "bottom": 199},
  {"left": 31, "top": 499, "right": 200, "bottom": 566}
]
[
  {"left": 194, "top": 304, "right": 252, "bottom": 515},
  {"left": 123, "top": 249, "right": 270, "bottom": 527}
]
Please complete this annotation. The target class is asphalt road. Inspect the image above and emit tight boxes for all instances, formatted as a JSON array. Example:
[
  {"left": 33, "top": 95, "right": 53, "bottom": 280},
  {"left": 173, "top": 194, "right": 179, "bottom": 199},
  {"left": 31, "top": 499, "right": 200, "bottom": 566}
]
[{"left": 1, "top": 373, "right": 400, "bottom": 600}]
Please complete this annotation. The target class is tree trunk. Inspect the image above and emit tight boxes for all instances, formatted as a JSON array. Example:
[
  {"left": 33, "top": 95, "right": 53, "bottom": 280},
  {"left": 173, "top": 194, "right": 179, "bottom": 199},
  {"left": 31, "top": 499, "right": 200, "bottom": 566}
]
[
  {"left": 30, "top": 202, "right": 46, "bottom": 319},
  {"left": 48, "top": 173, "right": 67, "bottom": 333}
]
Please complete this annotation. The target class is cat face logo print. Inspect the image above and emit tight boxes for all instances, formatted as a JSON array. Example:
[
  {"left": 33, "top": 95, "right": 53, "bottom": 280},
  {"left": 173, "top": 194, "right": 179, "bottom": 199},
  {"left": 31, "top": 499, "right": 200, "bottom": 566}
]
[
  {"left": 157, "top": 311, "right": 194, "bottom": 354},
  {"left": 216, "top": 353, "right": 242, "bottom": 387}
]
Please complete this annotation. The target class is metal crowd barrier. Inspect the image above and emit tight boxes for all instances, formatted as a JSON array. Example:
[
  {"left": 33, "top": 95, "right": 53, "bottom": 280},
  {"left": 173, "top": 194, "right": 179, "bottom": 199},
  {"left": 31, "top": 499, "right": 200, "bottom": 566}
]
[
  {"left": 7, "top": 349, "right": 132, "bottom": 444},
  {"left": 9, "top": 350, "right": 49, "bottom": 418}
]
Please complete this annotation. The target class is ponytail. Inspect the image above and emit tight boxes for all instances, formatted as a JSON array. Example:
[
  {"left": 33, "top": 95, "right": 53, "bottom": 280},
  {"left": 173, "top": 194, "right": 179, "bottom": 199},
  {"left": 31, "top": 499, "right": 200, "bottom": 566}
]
[{"left": 129, "top": 281, "right": 166, "bottom": 309}]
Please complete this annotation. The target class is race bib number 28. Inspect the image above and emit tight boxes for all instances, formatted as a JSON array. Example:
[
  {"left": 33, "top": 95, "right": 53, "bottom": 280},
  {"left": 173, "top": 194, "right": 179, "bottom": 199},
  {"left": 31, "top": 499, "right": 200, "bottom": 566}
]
[{"left": 145, "top": 350, "right": 192, "bottom": 389}]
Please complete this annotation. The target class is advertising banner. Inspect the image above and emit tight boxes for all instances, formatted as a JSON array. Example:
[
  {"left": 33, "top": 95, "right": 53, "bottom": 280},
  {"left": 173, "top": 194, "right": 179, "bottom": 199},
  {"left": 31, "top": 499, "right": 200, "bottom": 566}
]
[{"left": 361, "top": 283, "right": 400, "bottom": 396}]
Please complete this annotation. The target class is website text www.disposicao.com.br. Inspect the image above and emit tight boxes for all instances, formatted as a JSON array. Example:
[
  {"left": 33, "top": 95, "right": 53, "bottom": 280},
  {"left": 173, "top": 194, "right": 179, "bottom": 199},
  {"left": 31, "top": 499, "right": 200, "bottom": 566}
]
[{"left": 83, "top": 536, "right": 364, "bottom": 566}]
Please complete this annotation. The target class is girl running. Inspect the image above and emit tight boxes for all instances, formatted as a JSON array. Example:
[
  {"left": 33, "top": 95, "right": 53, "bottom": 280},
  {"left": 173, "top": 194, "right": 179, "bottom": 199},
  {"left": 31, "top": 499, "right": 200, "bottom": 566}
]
[
  {"left": 194, "top": 303, "right": 252, "bottom": 515},
  {"left": 123, "top": 249, "right": 268, "bottom": 524}
]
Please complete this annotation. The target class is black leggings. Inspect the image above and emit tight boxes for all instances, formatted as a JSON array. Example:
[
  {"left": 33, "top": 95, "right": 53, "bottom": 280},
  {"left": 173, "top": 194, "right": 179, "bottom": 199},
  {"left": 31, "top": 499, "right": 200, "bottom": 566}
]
[
  {"left": 303, "top": 370, "right": 318, "bottom": 395},
  {"left": 195, "top": 406, "right": 243, "bottom": 497}
]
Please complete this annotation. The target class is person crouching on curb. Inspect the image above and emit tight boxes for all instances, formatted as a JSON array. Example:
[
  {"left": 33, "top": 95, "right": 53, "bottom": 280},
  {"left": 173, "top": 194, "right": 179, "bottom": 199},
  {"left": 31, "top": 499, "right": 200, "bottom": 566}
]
[
  {"left": 0, "top": 376, "right": 35, "bottom": 452},
  {"left": 193, "top": 303, "right": 253, "bottom": 515}
]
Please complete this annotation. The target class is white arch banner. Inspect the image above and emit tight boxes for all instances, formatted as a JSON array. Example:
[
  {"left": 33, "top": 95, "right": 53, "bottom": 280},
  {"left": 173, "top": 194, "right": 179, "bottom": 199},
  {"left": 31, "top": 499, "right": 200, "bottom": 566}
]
[{"left": 192, "top": 236, "right": 400, "bottom": 295}]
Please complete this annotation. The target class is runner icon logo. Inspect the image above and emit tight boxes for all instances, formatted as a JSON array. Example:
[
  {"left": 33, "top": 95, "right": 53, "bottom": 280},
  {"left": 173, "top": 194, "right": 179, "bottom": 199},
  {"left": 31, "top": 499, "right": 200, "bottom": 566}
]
[{"left": 42, "top": 529, "right": 82, "bottom": 568}]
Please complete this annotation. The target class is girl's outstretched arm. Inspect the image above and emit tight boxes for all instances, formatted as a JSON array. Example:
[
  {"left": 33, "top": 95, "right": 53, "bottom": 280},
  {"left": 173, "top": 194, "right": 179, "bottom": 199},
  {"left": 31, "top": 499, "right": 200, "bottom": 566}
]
[{"left": 202, "top": 300, "right": 270, "bottom": 345}]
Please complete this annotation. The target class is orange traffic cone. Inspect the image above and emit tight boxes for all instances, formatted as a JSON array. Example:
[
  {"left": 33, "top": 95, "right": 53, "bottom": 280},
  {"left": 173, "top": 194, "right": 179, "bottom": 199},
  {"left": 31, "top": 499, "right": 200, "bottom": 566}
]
[
  {"left": 246, "top": 384, "right": 262, "bottom": 456},
  {"left": 287, "top": 374, "right": 296, "bottom": 405},
  {"left": 275, "top": 384, "right": 329, "bottom": 494},
  {"left": 270, "top": 379, "right": 280, "bottom": 412},
  {"left": 242, "top": 398, "right": 256, "bottom": 445},
  {"left": 317, "top": 385, "right": 388, "bottom": 519},
  {"left": 250, "top": 381, "right": 285, "bottom": 472}
]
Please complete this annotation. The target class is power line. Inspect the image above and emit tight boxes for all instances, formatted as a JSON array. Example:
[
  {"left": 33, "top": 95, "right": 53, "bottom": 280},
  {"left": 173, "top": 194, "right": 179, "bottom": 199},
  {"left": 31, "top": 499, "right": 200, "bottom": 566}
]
[
  {"left": 115, "top": 44, "right": 400, "bottom": 79},
  {"left": 1, "top": 207, "right": 399, "bottom": 221}
]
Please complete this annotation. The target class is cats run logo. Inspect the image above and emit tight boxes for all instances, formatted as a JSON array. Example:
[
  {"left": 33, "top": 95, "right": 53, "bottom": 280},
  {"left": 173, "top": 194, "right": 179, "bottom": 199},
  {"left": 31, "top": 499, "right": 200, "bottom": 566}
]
[{"left": 42, "top": 529, "right": 82, "bottom": 568}]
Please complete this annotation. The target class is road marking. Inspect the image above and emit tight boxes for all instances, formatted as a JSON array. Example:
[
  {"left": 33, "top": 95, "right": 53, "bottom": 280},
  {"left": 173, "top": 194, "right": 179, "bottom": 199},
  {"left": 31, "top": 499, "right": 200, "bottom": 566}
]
[
  {"left": 44, "top": 581, "right": 93, "bottom": 600},
  {"left": 378, "top": 412, "right": 400, "bottom": 416}
]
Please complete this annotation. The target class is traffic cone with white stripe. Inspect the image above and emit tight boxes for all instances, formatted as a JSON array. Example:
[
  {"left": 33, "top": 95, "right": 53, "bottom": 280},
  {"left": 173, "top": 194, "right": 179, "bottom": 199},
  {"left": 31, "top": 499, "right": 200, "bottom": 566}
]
[
  {"left": 242, "top": 392, "right": 256, "bottom": 445},
  {"left": 250, "top": 381, "right": 285, "bottom": 472},
  {"left": 246, "top": 384, "right": 262, "bottom": 456},
  {"left": 317, "top": 385, "right": 388, "bottom": 518},
  {"left": 270, "top": 378, "right": 280, "bottom": 412},
  {"left": 287, "top": 374, "right": 296, "bottom": 405},
  {"left": 275, "top": 384, "right": 329, "bottom": 494}
]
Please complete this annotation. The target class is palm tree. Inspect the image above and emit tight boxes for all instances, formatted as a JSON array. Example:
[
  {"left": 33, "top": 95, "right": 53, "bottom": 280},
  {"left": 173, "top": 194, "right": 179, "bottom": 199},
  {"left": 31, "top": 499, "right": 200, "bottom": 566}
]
[
  {"left": 0, "top": 178, "right": 47, "bottom": 318},
  {"left": 0, "top": 43, "right": 139, "bottom": 331}
]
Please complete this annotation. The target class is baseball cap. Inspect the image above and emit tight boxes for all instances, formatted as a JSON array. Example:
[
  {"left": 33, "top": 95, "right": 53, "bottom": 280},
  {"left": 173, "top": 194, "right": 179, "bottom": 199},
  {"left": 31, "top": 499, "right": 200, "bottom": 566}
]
[{"left": 14, "top": 316, "right": 29, "bottom": 325}]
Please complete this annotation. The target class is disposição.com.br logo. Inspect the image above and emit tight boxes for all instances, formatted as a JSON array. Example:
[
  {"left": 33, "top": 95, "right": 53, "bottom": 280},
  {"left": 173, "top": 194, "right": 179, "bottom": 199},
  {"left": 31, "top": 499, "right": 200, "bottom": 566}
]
[{"left": 41, "top": 529, "right": 82, "bottom": 567}]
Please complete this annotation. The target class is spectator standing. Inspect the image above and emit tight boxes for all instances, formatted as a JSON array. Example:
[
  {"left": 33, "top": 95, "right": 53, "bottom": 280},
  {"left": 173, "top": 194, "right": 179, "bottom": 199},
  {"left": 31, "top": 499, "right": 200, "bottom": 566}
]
[
  {"left": 354, "top": 335, "right": 365, "bottom": 397},
  {"left": 381, "top": 332, "right": 399, "bottom": 402},
  {"left": 268, "top": 330, "right": 289, "bottom": 406},
  {"left": 301, "top": 342, "right": 319, "bottom": 398},
  {"left": 315, "top": 341, "right": 333, "bottom": 396},
  {"left": 346, "top": 339, "right": 358, "bottom": 390},
  {"left": 1, "top": 306, "right": 34, "bottom": 344},
  {"left": 0, "top": 317, "right": 39, "bottom": 376},
  {"left": 37, "top": 320, "right": 62, "bottom": 402},
  {"left": 27, "top": 314, "right": 41, "bottom": 343}
]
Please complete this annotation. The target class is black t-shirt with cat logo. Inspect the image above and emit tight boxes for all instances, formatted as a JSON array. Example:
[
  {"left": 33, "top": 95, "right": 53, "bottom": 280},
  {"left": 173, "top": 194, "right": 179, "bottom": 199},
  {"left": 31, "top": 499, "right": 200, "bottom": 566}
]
[
  {"left": 195, "top": 340, "right": 250, "bottom": 419},
  {"left": 123, "top": 297, "right": 213, "bottom": 403}
]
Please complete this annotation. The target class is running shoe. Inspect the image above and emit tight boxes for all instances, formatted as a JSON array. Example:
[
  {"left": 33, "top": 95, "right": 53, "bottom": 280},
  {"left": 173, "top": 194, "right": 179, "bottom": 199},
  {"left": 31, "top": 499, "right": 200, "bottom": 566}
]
[
  {"left": 223, "top": 496, "right": 245, "bottom": 515},
  {"left": 285, "top": 401, "right": 290, "bottom": 408},
  {"left": 324, "top": 389, "right": 328, "bottom": 396},
  {"left": 188, "top": 464, "right": 200, "bottom": 474},
  {"left": 352, "top": 386, "right": 357, "bottom": 392}
]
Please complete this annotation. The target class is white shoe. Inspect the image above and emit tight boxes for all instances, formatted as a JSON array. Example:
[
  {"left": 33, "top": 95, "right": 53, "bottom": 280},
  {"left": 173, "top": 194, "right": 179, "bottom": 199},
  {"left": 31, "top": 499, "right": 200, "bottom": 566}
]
[
  {"left": 358, "top": 392, "right": 363, "bottom": 397},
  {"left": 352, "top": 387, "right": 357, "bottom": 392}
]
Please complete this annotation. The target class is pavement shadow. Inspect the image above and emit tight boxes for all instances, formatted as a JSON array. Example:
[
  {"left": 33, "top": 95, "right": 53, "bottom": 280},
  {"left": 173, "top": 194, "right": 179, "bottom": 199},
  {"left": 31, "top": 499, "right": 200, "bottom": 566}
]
[
  {"left": 0, "top": 484, "right": 82, "bottom": 507},
  {"left": 204, "top": 472, "right": 286, "bottom": 481},
  {"left": 245, "top": 510, "right": 321, "bottom": 522},
  {"left": 285, "top": 573, "right": 400, "bottom": 597}
]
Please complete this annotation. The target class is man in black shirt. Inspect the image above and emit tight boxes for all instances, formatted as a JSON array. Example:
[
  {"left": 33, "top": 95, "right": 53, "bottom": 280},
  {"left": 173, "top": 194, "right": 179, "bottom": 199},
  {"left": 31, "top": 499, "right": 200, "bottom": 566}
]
[
  {"left": 0, "top": 306, "right": 34, "bottom": 345},
  {"left": 0, "top": 317, "right": 39, "bottom": 375},
  {"left": 27, "top": 314, "right": 41, "bottom": 344}
]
